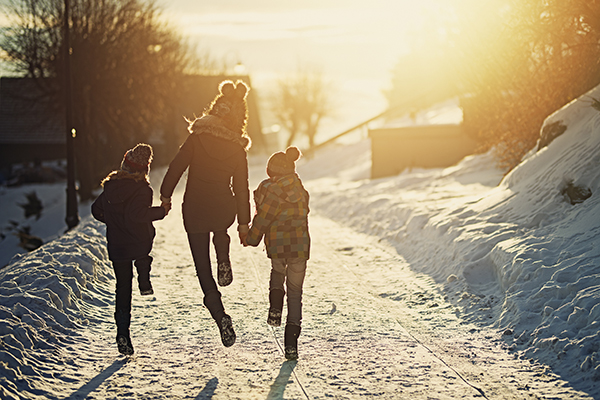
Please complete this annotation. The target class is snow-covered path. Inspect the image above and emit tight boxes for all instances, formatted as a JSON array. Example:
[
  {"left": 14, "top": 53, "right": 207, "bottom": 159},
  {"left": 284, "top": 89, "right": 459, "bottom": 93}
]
[{"left": 61, "top": 195, "right": 589, "bottom": 400}]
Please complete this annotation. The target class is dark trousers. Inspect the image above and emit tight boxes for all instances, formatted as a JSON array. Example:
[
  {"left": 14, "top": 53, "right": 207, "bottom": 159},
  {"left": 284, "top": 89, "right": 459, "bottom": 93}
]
[
  {"left": 212, "top": 230, "right": 230, "bottom": 264},
  {"left": 187, "top": 232, "right": 228, "bottom": 322},
  {"left": 112, "top": 255, "right": 152, "bottom": 333}
]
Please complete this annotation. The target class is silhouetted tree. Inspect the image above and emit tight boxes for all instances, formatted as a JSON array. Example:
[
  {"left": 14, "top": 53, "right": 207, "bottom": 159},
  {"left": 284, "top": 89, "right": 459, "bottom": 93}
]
[
  {"left": 272, "top": 66, "right": 333, "bottom": 149},
  {"left": 387, "top": 0, "right": 600, "bottom": 170},
  {"left": 0, "top": 0, "right": 203, "bottom": 199},
  {"left": 456, "top": 0, "right": 600, "bottom": 169}
]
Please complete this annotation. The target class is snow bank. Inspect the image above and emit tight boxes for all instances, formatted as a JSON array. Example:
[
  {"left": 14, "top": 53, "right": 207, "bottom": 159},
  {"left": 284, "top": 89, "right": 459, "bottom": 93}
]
[
  {"left": 0, "top": 219, "right": 113, "bottom": 399},
  {"left": 305, "top": 84, "right": 600, "bottom": 393},
  {"left": 0, "top": 181, "right": 94, "bottom": 268}
]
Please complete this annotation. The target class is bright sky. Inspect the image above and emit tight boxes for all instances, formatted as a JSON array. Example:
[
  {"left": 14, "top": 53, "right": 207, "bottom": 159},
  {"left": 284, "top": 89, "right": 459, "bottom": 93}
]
[
  {"left": 158, "top": 0, "right": 452, "bottom": 135},
  {"left": 0, "top": 0, "right": 463, "bottom": 139}
]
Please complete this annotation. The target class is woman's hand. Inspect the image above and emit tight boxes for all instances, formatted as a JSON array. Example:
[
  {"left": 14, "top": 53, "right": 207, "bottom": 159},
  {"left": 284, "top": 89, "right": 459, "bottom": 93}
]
[
  {"left": 162, "top": 201, "right": 172, "bottom": 216},
  {"left": 238, "top": 224, "right": 249, "bottom": 246}
]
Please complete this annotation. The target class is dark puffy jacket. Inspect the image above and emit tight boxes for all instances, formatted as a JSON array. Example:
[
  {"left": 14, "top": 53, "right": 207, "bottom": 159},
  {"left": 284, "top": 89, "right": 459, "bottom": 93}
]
[
  {"left": 160, "top": 116, "right": 251, "bottom": 233},
  {"left": 246, "top": 174, "right": 310, "bottom": 259},
  {"left": 92, "top": 171, "right": 166, "bottom": 261}
]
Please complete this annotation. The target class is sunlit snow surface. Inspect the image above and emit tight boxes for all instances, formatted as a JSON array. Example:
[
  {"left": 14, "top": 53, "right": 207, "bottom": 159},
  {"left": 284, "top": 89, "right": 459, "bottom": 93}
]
[{"left": 307, "top": 85, "right": 600, "bottom": 389}]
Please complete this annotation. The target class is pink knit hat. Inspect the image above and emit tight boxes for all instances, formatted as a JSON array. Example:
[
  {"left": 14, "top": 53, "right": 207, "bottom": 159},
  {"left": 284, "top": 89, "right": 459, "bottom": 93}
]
[{"left": 121, "top": 143, "right": 153, "bottom": 173}]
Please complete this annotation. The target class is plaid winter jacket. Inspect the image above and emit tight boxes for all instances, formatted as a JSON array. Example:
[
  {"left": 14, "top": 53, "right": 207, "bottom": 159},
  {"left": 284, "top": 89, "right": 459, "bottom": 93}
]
[{"left": 246, "top": 174, "right": 310, "bottom": 259}]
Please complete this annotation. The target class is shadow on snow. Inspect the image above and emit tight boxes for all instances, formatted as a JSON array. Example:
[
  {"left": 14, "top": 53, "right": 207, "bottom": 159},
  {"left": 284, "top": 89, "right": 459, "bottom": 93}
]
[{"left": 267, "top": 361, "right": 297, "bottom": 400}]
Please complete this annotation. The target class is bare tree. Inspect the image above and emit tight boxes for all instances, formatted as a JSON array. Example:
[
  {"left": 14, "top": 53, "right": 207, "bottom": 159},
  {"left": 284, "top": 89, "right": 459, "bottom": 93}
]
[
  {"left": 272, "top": 66, "right": 333, "bottom": 149},
  {"left": 387, "top": 0, "right": 600, "bottom": 170},
  {"left": 0, "top": 0, "right": 202, "bottom": 199},
  {"left": 457, "top": 0, "right": 600, "bottom": 169}
]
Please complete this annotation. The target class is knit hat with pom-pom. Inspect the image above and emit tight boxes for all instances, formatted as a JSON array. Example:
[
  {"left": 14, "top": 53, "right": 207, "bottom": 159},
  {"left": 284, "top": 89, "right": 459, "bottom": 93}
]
[
  {"left": 121, "top": 143, "right": 153, "bottom": 174},
  {"left": 267, "top": 146, "right": 301, "bottom": 178}
]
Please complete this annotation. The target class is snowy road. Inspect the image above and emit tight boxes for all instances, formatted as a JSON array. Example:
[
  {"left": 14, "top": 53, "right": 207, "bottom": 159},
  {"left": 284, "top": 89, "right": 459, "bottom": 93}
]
[{"left": 61, "top": 195, "right": 589, "bottom": 399}]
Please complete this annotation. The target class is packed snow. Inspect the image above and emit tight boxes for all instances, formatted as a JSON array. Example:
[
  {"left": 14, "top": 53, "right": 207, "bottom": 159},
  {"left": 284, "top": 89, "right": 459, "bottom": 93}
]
[{"left": 0, "top": 83, "right": 599, "bottom": 399}]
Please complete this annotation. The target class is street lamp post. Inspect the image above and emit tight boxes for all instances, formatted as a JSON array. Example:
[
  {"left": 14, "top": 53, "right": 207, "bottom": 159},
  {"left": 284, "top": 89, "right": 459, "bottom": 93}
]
[{"left": 64, "top": 0, "right": 79, "bottom": 230}]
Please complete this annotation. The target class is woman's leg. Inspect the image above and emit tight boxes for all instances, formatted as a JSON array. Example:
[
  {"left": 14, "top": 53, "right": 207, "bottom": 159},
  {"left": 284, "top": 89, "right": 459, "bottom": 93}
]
[
  {"left": 213, "top": 230, "right": 233, "bottom": 287},
  {"left": 212, "top": 231, "right": 231, "bottom": 265},
  {"left": 187, "top": 232, "right": 224, "bottom": 321},
  {"left": 188, "top": 232, "right": 236, "bottom": 346}
]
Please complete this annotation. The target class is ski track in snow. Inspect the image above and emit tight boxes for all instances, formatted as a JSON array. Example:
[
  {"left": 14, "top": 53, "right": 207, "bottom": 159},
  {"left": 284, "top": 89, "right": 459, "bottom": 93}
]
[{"left": 7, "top": 187, "right": 590, "bottom": 400}]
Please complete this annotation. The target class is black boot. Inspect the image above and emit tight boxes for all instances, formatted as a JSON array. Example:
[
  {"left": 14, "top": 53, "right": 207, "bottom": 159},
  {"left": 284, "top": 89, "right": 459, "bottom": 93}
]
[
  {"left": 284, "top": 324, "right": 301, "bottom": 360},
  {"left": 267, "top": 289, "right": 285, "bottom": 326},
  {"left": 217, "top": 314, "right": 236, "bottom": 347},
  {"left": 217, "top": 261, "right": 233, "bottom": 287},
  {"left": 114, "top": 310, "right": 134, "bottom": 356}
]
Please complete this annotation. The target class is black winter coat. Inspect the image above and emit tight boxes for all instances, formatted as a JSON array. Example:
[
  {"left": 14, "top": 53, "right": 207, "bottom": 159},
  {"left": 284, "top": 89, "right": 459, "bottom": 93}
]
[
  {"left": 160, "top": 116, "right": 251, "bottom": 233},
  {"left": 92, "top": 171, "right": 166, "bottom": 261}
]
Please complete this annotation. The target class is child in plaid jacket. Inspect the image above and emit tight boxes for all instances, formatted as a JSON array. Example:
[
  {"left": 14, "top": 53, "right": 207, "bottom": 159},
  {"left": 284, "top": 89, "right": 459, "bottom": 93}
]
[{"left": 245, "top": 146, "right": 310, "bottom": 360}]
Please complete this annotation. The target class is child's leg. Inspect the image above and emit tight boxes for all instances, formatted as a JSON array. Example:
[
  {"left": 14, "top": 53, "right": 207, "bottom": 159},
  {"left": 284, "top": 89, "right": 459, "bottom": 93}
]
[
  {"left": 213, "top": 231, "right": 233, "bottom": 287},
  {"left": 112, "top": 260, "right": 134, "bottom": 355},
  {"left": 283, "top": 258, "right": 307, "bottom": 360},
  {"left": 284, "top": 258, "right": 307, "bottom": 327},
  {"left": 267, "top": 259, "right": 286, "bottom": 326},
  {"left": 134, "top": 255, "right": 153, "bottom": 295}
]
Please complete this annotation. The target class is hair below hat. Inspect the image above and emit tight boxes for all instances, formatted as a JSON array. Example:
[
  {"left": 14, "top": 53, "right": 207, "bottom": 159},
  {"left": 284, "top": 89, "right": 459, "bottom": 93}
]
[
  {"left": 121, "top": 143, "right": 153, "bottom": 173},
  {"left": 267, "top": 146, "right": 301, "bottom": 177}
]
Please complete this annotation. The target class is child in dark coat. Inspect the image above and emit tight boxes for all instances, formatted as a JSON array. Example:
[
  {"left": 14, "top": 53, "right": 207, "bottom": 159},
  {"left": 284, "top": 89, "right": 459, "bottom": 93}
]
[
  {"left": 92, "top": 143, "right": 170, "bottom": 355},
  {"left": 245, "top": 146, "right": 310, "bottom": 360}
]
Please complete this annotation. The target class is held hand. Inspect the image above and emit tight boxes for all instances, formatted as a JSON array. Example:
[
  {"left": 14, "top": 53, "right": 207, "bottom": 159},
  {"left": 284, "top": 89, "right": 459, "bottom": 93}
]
[
  {"left": 238, "top": 223, "right": 249, "bottom": 246},
  {"left": 162, "top": 202, "right": 172, "bottom": 215},
  {"left": 239, "top": 231, "right": 248, "bottom": 247}
]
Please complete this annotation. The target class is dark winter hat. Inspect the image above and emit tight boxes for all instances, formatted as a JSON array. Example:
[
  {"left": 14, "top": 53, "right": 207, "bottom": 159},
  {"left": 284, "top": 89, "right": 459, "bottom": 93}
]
[
  {"left": 121, "top": 143, "right": 153, "bottom": 173},
  {"left": 267, "top": 146, "right": 301, "bottom": 177}
]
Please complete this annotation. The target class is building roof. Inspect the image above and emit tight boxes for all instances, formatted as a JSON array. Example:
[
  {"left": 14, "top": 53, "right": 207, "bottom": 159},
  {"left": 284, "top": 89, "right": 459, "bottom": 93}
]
[
  {"left": 0, "top": 77, "right": 65, "bottom": 145},
  {"left": 0, "top": 75, "right": 264, "bottom": 149}
]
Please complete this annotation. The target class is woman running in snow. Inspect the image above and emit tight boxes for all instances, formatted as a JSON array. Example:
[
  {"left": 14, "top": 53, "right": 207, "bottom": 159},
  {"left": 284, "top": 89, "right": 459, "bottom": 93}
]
[
  {"left": 92, "top": 143, "right": 171, "bottom": 356},
  {"left": 160, "top": 80, "right": 252, "bottom": 347},
  {"left": 244, "top": 146, "right": 310, "bottom": 360}
]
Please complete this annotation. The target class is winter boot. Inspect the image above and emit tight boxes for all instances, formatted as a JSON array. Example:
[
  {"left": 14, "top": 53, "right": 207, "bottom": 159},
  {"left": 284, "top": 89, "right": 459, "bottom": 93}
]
[
  {"left": 217, "top": 314, "right": 236, "bottom": 347},
  {"left": 267, "top": 289, "right": 285, "bottom": 327},
  {"left": 284, "top": 324, "right": 301, "bottom": 360},
  {"left": 217, "top": 261, "right": 233, "bottom": 287},
  {"left": 114, "top": 310, "right": 134, "bottom": 356},
  {"left": 138, "top": 280, "right": 154, "bottom": 296}
]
